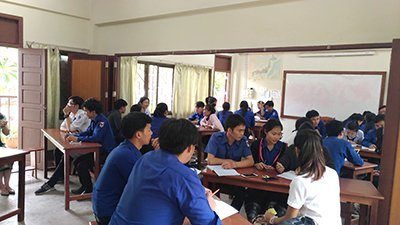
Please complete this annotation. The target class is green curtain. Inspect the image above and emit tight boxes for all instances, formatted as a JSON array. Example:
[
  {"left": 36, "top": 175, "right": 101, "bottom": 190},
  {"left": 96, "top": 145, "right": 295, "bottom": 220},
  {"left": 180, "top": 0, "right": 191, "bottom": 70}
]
[
  {"left": 46, "top": 48, "right": 60, "bottom": 128},
  {"left": 119, "top": 57, "right": 137, "bottom": 110},
  {"left": 172, "top": 64, "right": 209, "bottom": 118}
]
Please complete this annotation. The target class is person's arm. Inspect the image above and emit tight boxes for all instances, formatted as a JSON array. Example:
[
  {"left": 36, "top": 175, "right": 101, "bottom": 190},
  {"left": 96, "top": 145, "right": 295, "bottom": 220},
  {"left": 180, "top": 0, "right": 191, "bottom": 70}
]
[
  {"left": 346, "top": 143, "right": 364, "bottom": 166},
  {"left": 210, "top": 114, "right": 224, "bottom": 131},
  {"left": 361, "top": 130, "right": 376, "bottom": 148},
  {"left": 200, "top": 117, "right": 207, "bottom": 127},
  {"left": 233, "top": 155, "right": 254, "bottom": 168},
  {"left": 250, "top": 112, "right": 255, "bottom": 127},
  {"left": 264, "top": 206, "right": 299, "bottom": 224},
  {"left": 207, "top": 153, "right": 235, "bottom": 165},
  {"left": 356, "top": 130, "right": 364, "bottom": 145},
  {"left": 77, "top": 122, "right": 107, "bottom": 143}
]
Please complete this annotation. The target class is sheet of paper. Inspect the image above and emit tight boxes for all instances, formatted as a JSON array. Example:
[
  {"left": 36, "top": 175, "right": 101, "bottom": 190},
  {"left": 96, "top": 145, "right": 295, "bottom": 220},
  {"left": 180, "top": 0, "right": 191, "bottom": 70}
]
[
  {"left": 214, "top": 198, "right": 238, "bottom": 220},
  {"left": 207, "top": 165, "right": 240, "bottom": 176},
  {"left": 277, "top": 170, "right": 297, "bottom": 180},
  {"left": 361, "top": 146, "right": 375, "bottom": 151}
]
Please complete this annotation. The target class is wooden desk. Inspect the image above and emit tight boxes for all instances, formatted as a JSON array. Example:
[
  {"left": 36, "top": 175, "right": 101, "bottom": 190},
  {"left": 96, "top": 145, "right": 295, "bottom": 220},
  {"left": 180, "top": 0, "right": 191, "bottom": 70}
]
[
  {"left": 202, "top": 167, "right": 383, "bottom": 225},
  {"left": 41, "top": 128, "right": 101, "bottom": 210},
  {"left": 359, "top": 148, "right": 381, "bottom": 160},
  {"left": 0, "top": 148, "right": 28, "bottom": 222},
  {"left": 342, "top": 161, "right": 377, "bottom": 181},
  {"left": 197, "top": 127, "right": 220, "bottom": 169},
  {"left": 221, "top": 213, "right": 251, "bottom": 225}
]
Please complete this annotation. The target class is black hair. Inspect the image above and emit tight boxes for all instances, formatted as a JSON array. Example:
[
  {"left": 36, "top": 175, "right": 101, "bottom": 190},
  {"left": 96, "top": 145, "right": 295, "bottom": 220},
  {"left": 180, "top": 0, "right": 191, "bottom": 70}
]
[
  {"left": 195, "top": 101, "right": 205, "bottom": 108},
  {"left": 153, "top": 103, "right": 168, "bottom": 117},
  {"left": 205, "top": 96, "right": 217, "bottom": 107},
  {"left": 261, "top": 119, "right": 282, "bottom": 138},
  {"left": 325, "top": 120, "right": 344, "bottom": 137},
  {"left": 362, "top": 111, "right": 372, "bottom": 118},
  {"left": 239, "top": 100, "right": 249, "bottom": 117},
  {"left": 130, "top": 104, "right": 142, "bottom": 112},
  {"left": 138, "top": 96, "right": 149, "bottom": 104},
  {"left": 305, "top": 109, "right": 319, "bottom": 119},
  {"left": 347, "top": 113, "right": 363, "bottom": 122},
  {"left": 68, "top": 96, "right": 84, "bottom": 109},
  {"left": 222, "top": 102, "right": 230, "bottom": 112},
  {"left": 158, "top": 119, "right": 198, "bottom": 155},
  {"left": 114, "top": 99, "right": 128, "bottom": 110},
  {"left": 224, "top": 114, "right": 246, "bottom": 131},
  {"left": 346, "top": 121, "right": 359, "bottom": 131},
  {"left": 205, "top": 104, "right": 216, "bottom": 114},
  {"left": 294, "top": 129, "right": 326, "bottom": 181},
  {"left": 374, "top": 114, "right": 385, "bottom": 123},
  {"left": 265, "top": 100, "right": 274, "bottom": 108},
  {"left": 257, "top": 100, "right": 264, "bottom": 105},
  {"left": 121, "top": 112, "right": 152, "bottom": 139},
  {"left": 295, "top": 117, "right": 312, "bottom": 131},
  {"left": 82, "top": 98, "right": 102, "bottom": 114},
  {"left": 365, "top": 112, "right": 376, "bottom": 123}
]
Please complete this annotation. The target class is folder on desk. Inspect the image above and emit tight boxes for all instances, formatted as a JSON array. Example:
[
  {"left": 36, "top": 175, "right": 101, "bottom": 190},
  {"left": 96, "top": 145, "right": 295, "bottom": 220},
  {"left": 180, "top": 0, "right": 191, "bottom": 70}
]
[{"left": 207, "top": 165, "right": 240, "bottom": 176}]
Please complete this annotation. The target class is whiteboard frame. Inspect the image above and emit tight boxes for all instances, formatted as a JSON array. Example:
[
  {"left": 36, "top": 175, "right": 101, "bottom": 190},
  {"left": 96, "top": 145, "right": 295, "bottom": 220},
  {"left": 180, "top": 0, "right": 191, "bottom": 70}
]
[{"left": 281, "top": 70, "right": 387, "bottom": 119}]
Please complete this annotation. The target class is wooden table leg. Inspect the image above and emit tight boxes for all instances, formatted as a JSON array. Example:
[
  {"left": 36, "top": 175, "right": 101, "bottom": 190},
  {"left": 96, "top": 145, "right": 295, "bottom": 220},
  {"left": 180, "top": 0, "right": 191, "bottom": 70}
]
[
  {"left": 17, "top": 157, "right": 26, "bottom": 221},
  {"left": 94, "top": 149, "right": 100, "bottom": 179},
  {"left": 44, "top": 138, "right": 48, "bottom": 179},
  {"left": 369, "top": 200, "right": 379, "bottom": 225},
  {"left": 64, "top": 152, "right": 70, "bottom": 210},
  {"left": 359, "top": 204, "right": 368, "bottom": 225}
]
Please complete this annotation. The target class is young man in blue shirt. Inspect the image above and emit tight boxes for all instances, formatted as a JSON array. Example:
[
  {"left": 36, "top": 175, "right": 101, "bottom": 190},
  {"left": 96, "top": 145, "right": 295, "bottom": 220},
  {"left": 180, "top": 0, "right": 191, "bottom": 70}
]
[
  {"left": 66, "top": 98, "right": 116, "bottom": 194},
  {"left": 362, "top": 114, "right": 385, "bottom": 149},
  {"left": 323, "top": 120, "right": 364, "bottom": 175},
  {"left": 108, "top": 98, "right": 128, "bottom": 145},
  {"left": 188, "top": 101, "right": 205, "bottom": 125},
  {"left": 306, "top": 109, "right": 327, "bottom": 138},
  {"left": 205, "top": 114, "right": 255, "bottom": 210},
  {"left": 92, "top": 112, "right": 152, "bottom": 225},
  {"left": 110, "top": 119, "right": 221, "bottom": 225},
  {"left": 264, "top": 100, "right": 279, "bottom": 120}
]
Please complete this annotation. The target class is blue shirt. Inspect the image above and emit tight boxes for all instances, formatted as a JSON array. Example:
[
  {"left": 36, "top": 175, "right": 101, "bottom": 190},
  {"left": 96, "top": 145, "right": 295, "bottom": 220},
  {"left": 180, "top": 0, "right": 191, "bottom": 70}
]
[
  {"left": 362, "top": 128, "right": 377, "bottom": 147},
  {"left": 323, "top": 136, "right": 364, "bottom": 175},
  {"left": 217, "top": 110, "right": 233, "bottom": 126},
  {"left": 316, "top": 120, "right": 327, "bottom": 138},
  {"left": 92, "top": 140, "right": 142, "bottom": 218},
  {"left": 251, "top": 139, "right": 286, "bottom": 166},
  {"left": 188, "top": 112, "right": 204, "bottom": 125},
  {"left": 264, "top": 109, "right": 279, "bottom": 120},
  {"left": 234, "top": 109, "right": 255, "bottom": 128},
  {"left": 77, "top": 114, "right": 116, "bottom": 153},
  {"left": 151, "top": 116, "right": 168, "bottom": 138},
  {"left": 205, "top": 132, "right": 252, "bottom": 161},
  {"left": 110, "top": 150, "right": 221, "bottom": 225}
]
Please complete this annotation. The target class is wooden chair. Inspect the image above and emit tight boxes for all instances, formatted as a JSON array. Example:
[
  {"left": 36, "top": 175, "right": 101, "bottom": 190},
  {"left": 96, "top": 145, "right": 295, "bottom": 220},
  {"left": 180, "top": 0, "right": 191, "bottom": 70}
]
[
  {"left": 320, "top": 116, "right": 335, "bottom": 124},
  {"left": 25, "top": 147, "right": 44, "bottom": 179}
]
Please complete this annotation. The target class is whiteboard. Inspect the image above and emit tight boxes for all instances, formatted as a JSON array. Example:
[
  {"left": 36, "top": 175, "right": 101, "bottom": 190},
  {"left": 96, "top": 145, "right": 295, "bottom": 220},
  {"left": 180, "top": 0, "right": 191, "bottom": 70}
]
[{"left": 281, "top": 71, "right": 386, "bottom": 120}]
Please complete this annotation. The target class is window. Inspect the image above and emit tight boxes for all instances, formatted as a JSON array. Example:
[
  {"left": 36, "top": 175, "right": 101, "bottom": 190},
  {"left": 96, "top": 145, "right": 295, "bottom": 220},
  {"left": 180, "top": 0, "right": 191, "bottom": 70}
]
[
  {"left": 135, "top": 62, "right": 174, "bottom": 113},
  {"left": 213, "top": 71, "right": 229, "bottom": 110}
]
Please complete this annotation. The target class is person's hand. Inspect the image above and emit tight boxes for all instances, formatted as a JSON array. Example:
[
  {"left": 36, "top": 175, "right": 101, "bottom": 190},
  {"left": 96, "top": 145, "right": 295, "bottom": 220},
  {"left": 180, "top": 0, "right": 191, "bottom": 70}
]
[
  {"left": 255, "top": 162, "right": 267, "bottom": 170},
  {"left": 191, "top": 120, "right": 198, "bottom": 125},
  {"left": 66, "top": 135, "right": 78, "bottom": 142},
  {"left": 369, "top": 144, "right": 377, "bottom": 149},
  {"left": 151, "top": 138, "right": 160, "bottom": 149},
  {"left": 221, "top": 160, "right": 236, "bottom": 169},
  {"left": 62, "top": 105, "right": 71, "bottom": 116},
  {"left": 205, "top": 188, "right": 217, "bottom": 211},
  {"left": 263, "top": 211, "right": 276, "bottom": 223},
  {"left": 275, "top": 162, "right": 285, "bottom": 174}
]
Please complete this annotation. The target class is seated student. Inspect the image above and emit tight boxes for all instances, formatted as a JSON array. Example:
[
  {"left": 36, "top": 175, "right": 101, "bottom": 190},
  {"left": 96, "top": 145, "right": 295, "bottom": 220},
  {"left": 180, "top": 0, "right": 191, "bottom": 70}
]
[
  {"left": 35, "top": 96, "right": 91, "bottom": 195},
  {"left": 108, "top": 99, "right": 128, "bottom": 145},
  {"left": 378, "top": 105, "right": 386, "bottom": 115},
  {"left": 65, "top": 98, "right": 116, "bottom": 194},
  {"left": 110, "top": 119, "right": 221, "bottom": 225},
  {"left": 92, "top": 112, "right": 152, "bottom": 225},
  {"left": 343, "top": 121, "right": 364, "bottom": 144},
  {"left": 151, "top": 103, "right": 169, "bottom": 139},
  {"left": 130, "top": 103, "right": 143, "bottom": 113},
  {"left": 264, "top": 100, "right": 279, "bottom": 120},
  {"left": 263, "top": 129, "right": 341, "bottom": 225},
  {"left": 281, "top": 117, "right": 312, "bottom": 146},
  {"left": 234, "top": 100, "right": 255, "bottom": 138},
  {"left": 323, "top": 120, "right": 364, "bottom": 175},
  {"left": 205, "top": 114, "right": 255, "bottom": 210},
  {"left": 138, "top": 96, "right": 151, "bottom": 116},
  {"left": 245, "top": 119, "right": 288, "bottom": 221},
  {"left": 217, "top": 102, "right": 233, "bottom": 126},
  {"left": 254, "top": 100, "right": 265, "bottom": 119},
  {"left": 362, "top": 114, "right": 385, "bottom": 149},
  {"left": 342, "top": 113, "right": 363, "bottom": 128},
  {"left": 200, "top": 104, "right": 224, "bottom": 132},
  {"left": 188, "top": 101, "right": 205, "bottom": 125},
  {"left": 361, "top": 112, "right": 376, "bottom": 134},
  {"left": 305, "top": 109, "right": 327, "bottom": 138},
  {"left": 205, "top": 96, "right": 218, "bottom": 107}
]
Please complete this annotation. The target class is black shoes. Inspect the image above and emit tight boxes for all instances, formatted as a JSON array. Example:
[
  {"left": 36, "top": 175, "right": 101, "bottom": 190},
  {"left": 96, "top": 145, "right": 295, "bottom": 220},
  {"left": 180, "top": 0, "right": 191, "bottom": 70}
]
[
  {"left": 35, "top": 183, "right": 55, "bottom": 195},
  {"left": 71, "top": 186, "right": 92, "bottom": 195},
  {"left": 245, "top": 202, "right": 262, "bottom": 222}
]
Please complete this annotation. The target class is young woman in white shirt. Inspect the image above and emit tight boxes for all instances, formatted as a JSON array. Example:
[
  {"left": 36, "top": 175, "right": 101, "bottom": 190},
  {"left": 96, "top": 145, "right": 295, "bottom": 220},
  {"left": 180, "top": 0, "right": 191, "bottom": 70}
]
[
  {"left": 200, "top": 104, "right": 224, "bottom": 132},
  {"left": 263, "top": 129, "right": 341, "bottom": 225}
]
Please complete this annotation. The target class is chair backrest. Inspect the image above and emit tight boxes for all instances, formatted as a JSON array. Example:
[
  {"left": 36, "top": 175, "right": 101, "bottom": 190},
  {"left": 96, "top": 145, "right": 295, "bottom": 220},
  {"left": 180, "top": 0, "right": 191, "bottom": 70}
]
[{"left": 320, "top": 116, "right": 335, "bottom": 123}]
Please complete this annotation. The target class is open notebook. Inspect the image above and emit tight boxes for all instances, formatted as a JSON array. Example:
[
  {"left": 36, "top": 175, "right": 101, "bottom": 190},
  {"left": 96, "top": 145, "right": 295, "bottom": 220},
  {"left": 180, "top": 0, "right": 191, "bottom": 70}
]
[{"left": 207, "top": 165, "right": 240, "bottom": 176}]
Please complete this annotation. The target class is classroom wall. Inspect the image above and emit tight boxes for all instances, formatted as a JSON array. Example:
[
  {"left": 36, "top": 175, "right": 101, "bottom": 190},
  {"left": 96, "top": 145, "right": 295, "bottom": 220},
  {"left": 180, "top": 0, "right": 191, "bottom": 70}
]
[
  {"left": 230, "top": 49, "right": 392, "bottom": 138},
  {"left": 137, "top": 54, "right": 215, "bottom": 68},
  {"left": 92, "top": 0, "right": 400, "bottom": 54},
  {"left": 0, "top": 0, "right": 92, "bottom": 51}
]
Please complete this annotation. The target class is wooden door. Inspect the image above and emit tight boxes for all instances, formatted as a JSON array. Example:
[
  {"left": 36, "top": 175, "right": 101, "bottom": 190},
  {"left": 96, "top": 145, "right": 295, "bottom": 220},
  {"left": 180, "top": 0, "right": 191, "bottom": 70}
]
[
  {"left": 68, "top": 54, "right": 112, "bottom": 112},
  {"left": 18, "top": 49, "right": 46, "bottom": 150}
]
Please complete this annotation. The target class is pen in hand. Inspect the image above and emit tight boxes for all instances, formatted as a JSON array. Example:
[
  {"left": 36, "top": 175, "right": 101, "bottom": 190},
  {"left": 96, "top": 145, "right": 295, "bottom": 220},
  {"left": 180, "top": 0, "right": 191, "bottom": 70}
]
[{"left": 210, "top": 189, "right": 220, "bottom": 197}]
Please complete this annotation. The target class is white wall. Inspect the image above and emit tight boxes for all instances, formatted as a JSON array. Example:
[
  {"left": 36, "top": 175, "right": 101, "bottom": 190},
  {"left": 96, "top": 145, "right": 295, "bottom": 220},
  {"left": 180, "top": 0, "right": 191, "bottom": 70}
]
[
  {"left": 0, "top": 0, "right": 92, "bottom": 51},
  {"left": 93, "top": 0, "right": 400, "bottom": 54},
  {"left": 230, "top": 49, "right": 392, "bottom": 138}
]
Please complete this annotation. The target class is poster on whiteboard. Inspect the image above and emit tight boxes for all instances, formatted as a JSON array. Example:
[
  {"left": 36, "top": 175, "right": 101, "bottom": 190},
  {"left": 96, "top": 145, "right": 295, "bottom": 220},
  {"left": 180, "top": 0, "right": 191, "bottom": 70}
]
[{"left": 281, "top": 70, "right": 386, "bottom": 120}]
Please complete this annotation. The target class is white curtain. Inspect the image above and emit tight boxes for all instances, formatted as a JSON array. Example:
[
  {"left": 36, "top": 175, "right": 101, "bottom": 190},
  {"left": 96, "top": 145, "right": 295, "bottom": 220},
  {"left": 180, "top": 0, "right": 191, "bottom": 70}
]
[
  {"left": 46, "top": 48, "right": 60, "bottom": 128},
  {"left": 173, "top": 64, "right": 209, "bottom": 118},
  {"left": 119, "top": 57, "right": 138, "bottom": 108},
  {"left": 229, "top": 54, "right": 248, "bottom": 111}
]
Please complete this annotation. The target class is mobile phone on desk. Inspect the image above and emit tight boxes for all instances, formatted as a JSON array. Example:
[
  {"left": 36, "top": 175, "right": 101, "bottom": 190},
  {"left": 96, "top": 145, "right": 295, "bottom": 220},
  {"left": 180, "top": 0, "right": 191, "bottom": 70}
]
[
  {"left": 241, "top": 173, "right": 258, "bottom": 178},
  {"left": 262, "top": 175, "right": 277, "bottom": 181}
]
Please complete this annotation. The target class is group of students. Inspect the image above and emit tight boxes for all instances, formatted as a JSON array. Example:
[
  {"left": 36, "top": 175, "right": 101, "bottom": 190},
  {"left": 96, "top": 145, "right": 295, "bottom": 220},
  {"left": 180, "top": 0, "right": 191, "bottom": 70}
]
[{"left": 30, "top": 93, "right": 385, "bottom": 225}]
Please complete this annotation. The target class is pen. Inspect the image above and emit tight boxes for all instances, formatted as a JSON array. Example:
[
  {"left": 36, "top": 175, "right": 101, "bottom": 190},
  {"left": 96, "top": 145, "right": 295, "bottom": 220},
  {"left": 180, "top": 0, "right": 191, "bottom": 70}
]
[{"left": 211, "top": 189, "right": 220, "bottom": 197}]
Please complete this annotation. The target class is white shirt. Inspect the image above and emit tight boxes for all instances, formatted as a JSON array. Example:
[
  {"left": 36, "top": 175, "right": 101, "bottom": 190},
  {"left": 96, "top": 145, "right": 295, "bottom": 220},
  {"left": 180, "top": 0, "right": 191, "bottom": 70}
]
[
  {"left": 60, "top": 109, "right": 90, "bottom": 133},
  {"left": 287, "top": 167, "right": 341, "bottom": 225},
  {"left": 343, "top": 129, "right": 364, "bottom": 144},
  {"left": 200, "top": 114, "right": 224, "bottom": 132}
]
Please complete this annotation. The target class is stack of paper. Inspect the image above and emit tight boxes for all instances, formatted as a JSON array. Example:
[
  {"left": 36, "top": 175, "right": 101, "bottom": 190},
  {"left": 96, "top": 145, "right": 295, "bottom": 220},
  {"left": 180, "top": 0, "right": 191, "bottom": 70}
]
[
  {"left": 207, "top": 165, "right": 240, "bottom": 176},
  {"left": 214, "top": 199, "right": 238, "bottom": 220}
]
